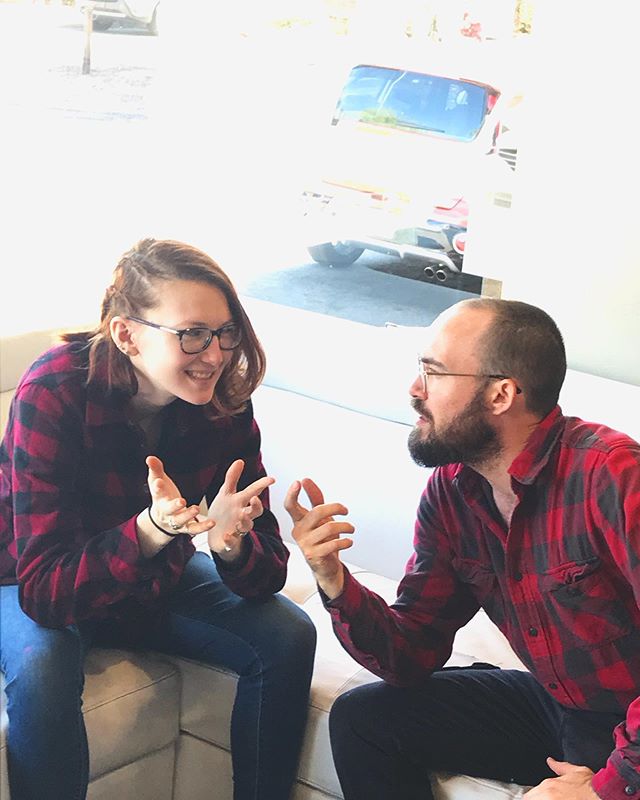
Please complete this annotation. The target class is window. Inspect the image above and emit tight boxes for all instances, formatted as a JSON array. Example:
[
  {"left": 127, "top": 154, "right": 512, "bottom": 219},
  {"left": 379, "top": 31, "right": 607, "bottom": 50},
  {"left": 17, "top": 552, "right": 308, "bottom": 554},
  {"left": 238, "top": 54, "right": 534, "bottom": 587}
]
[{"left": 335, "top": 65, "right": 492, "bottom": 142}]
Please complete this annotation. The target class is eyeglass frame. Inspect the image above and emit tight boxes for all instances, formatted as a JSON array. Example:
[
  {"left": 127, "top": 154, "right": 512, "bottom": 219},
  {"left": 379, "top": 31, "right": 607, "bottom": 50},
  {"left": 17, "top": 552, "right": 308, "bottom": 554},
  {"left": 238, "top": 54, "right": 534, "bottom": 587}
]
[
  {"left": 127, "top": 316, "right": 242, "bottom": 354},
  {"left": 417, "top": 356, "right": 522, "bottom": 395}
]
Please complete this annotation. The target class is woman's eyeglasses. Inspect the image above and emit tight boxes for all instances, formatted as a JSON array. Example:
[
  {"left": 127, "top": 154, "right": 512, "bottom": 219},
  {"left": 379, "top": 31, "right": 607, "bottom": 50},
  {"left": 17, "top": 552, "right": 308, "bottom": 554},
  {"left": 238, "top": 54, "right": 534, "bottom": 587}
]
[{"left": 127, "top": 316, "right": 242, "bottom": 354}]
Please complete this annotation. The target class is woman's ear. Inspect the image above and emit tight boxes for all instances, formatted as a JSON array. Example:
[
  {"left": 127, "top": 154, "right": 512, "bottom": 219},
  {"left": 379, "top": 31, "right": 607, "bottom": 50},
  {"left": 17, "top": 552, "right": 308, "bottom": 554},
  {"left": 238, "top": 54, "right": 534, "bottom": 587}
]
[{"left": 109, "top": 316, "right": 139, "bottom": 357}]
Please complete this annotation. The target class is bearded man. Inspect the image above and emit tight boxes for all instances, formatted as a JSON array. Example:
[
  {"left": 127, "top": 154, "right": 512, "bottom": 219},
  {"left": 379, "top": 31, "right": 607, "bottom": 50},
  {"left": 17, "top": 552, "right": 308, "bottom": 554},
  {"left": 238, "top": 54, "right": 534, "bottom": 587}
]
[{"left": 285, "top": 298, "right": 640, "bottom": 800}]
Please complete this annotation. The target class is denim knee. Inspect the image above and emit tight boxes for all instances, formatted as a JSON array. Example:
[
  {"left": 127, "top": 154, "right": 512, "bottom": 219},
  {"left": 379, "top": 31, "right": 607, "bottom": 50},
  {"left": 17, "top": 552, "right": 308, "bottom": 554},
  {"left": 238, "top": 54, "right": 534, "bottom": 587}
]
[
  {"left": 4, "top": 627, "right": 85, "bottom": 709},
  {"left": 263, "top": 595, "right": 317, "bottom": 665}
]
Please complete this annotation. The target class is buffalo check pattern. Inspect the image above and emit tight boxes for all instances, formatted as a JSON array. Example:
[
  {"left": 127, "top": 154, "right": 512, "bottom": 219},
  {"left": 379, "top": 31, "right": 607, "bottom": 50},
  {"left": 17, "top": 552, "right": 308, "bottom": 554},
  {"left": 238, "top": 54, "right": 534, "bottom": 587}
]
[
  {"left": 0, "top": 342, "right": 288, "bottom": 633},
  {"left": 326, "top": 406, "right": 640, "bottom": 798}
]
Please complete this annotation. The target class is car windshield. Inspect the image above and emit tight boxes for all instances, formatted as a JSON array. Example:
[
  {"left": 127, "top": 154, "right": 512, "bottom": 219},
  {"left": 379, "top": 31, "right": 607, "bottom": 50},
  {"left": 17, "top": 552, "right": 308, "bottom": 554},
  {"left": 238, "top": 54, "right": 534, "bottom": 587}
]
[{"left": 334, "top": 65, "right": 494, "bottom": 142}]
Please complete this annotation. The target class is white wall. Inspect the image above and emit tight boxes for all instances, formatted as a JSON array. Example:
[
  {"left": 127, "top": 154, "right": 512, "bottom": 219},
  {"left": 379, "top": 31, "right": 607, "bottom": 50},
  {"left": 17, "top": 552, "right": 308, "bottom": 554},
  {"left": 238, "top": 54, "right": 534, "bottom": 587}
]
[{"left": 465, "top": 1, "right": 640, "bottom": 385}]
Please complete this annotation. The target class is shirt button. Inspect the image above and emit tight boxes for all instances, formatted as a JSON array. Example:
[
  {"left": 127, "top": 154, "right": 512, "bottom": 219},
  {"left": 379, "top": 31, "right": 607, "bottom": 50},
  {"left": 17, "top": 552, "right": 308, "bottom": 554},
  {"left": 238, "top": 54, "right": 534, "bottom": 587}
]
[
  {"left": 514, "top": 571, "right": 523, "bottom": 582},
  {"left": 624, "top": 786, "right": 635, "bottom": 796},
  {"left": 548, "top": 682, "right": 558, "bottom": 690},
  {"left": 528, "top": 626, "right": 538, "bottom": 637}
]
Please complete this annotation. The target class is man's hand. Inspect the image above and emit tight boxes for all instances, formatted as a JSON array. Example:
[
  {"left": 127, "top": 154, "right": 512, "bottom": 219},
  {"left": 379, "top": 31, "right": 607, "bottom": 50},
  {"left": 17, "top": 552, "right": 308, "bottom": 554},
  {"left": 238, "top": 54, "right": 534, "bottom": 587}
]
[
  {"left": 525, "top": 758, "right": 597, "bottom": 800},
  {"left": 284, "top": 478, "right": 354, "bottom": 600}
]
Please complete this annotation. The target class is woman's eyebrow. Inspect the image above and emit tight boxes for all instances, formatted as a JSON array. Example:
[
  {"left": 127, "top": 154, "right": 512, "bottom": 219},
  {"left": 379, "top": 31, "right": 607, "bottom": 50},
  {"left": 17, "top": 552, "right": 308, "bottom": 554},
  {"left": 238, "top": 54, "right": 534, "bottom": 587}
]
[{"left": 175, "top": 318, "right": 234, "bottom": 328}]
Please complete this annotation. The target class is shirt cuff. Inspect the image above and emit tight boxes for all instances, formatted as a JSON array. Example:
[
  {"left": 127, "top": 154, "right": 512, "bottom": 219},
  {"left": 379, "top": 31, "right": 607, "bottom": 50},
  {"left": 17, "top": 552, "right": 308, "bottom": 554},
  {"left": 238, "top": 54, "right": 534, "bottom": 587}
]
[
  {"left": 211, "top": 533, "right": 253, "bottom": 574},
  {"left": 320, "top": 565, "right": 358, "bottom": 610},
  {"left": 592, "top": 760, "right": 640, "bottom": 800}
]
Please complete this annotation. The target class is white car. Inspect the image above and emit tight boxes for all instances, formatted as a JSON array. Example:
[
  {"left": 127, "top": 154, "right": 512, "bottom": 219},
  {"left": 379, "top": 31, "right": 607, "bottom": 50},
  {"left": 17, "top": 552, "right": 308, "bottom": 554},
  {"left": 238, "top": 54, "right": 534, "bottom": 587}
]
[{"left": 85, "top": 0, "right": 160, "bottom": 34}]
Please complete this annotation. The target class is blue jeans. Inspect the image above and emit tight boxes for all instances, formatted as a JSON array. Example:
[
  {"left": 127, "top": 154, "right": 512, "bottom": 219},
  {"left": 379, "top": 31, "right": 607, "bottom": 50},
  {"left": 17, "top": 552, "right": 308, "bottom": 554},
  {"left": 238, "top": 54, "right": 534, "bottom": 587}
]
[
  {"left": 329, "top": 666, "right": 624, "bottom": 800},
  {"left": 0, "top": 552, "right": 316, "bottom": 800}
]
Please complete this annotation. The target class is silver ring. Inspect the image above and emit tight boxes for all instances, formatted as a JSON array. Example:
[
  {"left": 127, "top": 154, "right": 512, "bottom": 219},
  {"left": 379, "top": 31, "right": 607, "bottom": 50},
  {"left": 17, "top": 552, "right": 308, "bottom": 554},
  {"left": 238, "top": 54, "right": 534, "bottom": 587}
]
[{"left": 168, "top": 517, "right": 181, "bottom": 532}]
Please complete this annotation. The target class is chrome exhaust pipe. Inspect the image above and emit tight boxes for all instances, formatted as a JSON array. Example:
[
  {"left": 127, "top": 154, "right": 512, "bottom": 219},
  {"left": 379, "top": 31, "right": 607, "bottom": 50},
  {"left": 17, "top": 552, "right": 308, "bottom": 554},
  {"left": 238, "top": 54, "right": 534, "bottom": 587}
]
[
  {"left": 423, "top": 265, "right": 436, "bottom": 279},
  {"left": 435, "top": 268, "right": 448, "bottom": 282}
]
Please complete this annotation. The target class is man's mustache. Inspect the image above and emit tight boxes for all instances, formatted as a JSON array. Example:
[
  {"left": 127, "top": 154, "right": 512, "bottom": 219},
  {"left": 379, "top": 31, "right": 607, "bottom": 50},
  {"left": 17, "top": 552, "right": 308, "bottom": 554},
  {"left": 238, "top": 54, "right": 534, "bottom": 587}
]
[{"left": 411, "top": 398, "right": 433, "bottom": 422}]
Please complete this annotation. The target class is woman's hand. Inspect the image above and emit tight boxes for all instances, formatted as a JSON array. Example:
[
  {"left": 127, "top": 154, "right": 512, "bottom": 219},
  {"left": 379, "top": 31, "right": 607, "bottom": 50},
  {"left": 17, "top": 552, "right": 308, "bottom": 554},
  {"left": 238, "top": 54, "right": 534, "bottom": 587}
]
[
  {"left": 136, "top": 456, "right": 214, "bottom": 558},
  {"left": 207, "top": 459, "right": 275, "bottom": 558}
]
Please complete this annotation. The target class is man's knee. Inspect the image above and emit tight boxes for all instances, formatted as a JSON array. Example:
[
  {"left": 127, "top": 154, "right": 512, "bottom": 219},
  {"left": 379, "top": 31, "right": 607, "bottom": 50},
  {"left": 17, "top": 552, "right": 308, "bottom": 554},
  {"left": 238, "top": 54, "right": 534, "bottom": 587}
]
[{"left": 329, "top": 682, "right": 388, "bottom": 746}]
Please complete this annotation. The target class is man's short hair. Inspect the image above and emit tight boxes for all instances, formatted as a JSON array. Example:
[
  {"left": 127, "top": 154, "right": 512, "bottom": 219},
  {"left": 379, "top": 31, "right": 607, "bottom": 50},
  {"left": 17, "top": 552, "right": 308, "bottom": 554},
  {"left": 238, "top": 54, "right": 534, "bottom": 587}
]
[{"left": 466, "top": 298, "right": 567, "bottom": 417}]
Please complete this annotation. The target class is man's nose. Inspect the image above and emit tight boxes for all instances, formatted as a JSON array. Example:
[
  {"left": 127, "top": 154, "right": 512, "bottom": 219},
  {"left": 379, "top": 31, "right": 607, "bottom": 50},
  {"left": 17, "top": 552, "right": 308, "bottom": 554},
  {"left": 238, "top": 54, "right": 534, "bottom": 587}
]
[{"left": 410, "top": 374, "right": 427, "bottom": 398}]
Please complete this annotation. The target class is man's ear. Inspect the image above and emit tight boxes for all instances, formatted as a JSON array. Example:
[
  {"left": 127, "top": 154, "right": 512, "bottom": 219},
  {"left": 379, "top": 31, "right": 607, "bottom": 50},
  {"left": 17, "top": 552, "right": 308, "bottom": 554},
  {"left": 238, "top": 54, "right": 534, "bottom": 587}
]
[
  {"left": 109, "top": 316, "right": 140, "bottom": 357},
  {"left": 488, "top": 378, "right": 519, "bottom": 417}
]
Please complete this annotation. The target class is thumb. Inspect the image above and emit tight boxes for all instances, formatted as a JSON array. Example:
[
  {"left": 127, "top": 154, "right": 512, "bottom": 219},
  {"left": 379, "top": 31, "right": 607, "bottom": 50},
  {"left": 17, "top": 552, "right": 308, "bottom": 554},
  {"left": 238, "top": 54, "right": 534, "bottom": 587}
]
[
  {"left": 146, "top": 455, "right": 169, "bottom": 502},
  {"left": 547, "top": 758, "right": 578, "bottom": 776},
  {"left": 223, "top": 459, "right": 245, "bottom": 494},
  {"left": 284, "top": 480, "right": 308, "bottom": 523},
  {"left": 146, "top": 455, "right": 165, "bottom": 478}
]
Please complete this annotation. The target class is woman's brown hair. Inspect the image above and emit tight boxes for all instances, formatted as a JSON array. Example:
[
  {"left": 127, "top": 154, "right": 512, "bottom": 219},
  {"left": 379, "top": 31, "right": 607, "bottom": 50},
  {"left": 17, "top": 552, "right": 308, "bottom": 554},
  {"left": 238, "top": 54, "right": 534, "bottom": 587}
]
[{"left": 62, "top": 238, "right": 266, "bottom": 417}]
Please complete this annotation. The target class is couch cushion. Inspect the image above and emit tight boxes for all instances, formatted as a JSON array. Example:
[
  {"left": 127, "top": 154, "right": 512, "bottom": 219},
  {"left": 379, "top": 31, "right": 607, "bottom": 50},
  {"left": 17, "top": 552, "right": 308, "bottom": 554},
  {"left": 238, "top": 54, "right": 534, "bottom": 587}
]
[{"left": 1, "top": 649, "right": 180, "bottom": 784}]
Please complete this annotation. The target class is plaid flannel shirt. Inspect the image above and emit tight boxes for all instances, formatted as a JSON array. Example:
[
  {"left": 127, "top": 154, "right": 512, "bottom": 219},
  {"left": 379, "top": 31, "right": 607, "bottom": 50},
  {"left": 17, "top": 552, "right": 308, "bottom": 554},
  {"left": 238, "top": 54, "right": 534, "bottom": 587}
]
[
  {"left": 326, "top": 407, "right": 640, "bottom": 799},
  {"left": 0, "top": 342, "right": 288, "bottom": 632}
]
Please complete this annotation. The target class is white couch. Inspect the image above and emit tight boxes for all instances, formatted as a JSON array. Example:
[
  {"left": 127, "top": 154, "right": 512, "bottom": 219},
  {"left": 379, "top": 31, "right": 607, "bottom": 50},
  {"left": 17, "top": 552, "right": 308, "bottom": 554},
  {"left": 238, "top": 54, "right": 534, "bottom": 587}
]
[{"left": 2, "top": 297, "right": 639, "bottom": 799}]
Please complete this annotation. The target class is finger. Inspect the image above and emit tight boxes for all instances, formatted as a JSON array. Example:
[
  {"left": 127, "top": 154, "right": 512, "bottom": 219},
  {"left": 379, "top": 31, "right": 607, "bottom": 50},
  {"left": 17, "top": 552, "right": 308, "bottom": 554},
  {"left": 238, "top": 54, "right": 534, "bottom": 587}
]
[
  {"left": 150, "top": 476, "right": 169, "bottom": 502},
  {"left": 146, "top": 455, "right": 166, "bottom": 479},
  {"left": 306, "top": 520, "right": 355, "bottom": 543},
  {"left": 182, "top": 518, "right": 215, "bottom": 538},
  {"left": 546, "top": 758, "right": 577, "bottom": 776},
  {"left": 247, "top": 496, "right": 263, "bottom": 520},
  {"left": 167, "top": 505, "right": 202, "bottom": 529},
  {"left": 301, "top": 478, "right": 325, "bottom": 507},
  {"left": 222, "top": 460, "right": 245, "bottom": 495},
  {"left": 294, "top": 519, "right": 355, "bottom": 546},
  {"left": 305, "top": 537, "right": 354, "bottom": 560},
  {"left": 236, "top": 508, "right": 254, "bottom": 533},
  {"left": 304, "top": 502, "right": 350, "bottom": 527},
  {"left": 155, "top": 495, "right": 186, "bottom": 515},
  {"left": 284, "top": 481, "right": 308, "bottom": 522},
  {"left": 237, "top": 474, "right": 275, "bottom": 504}
]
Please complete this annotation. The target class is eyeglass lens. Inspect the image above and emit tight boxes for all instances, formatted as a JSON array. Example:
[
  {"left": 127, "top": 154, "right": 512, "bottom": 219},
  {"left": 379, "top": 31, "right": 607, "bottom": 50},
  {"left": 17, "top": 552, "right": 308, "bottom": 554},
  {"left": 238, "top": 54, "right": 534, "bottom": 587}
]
[{"left": 181, "top": 325, "right": 241, "bottom": 354}]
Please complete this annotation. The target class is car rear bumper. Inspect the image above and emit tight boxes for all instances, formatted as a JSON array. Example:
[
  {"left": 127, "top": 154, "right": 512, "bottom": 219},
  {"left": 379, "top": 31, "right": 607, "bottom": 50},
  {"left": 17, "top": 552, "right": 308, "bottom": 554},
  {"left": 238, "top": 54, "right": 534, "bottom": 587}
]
[{"left": 301, "top": 190, "right": 463, "bottom": 271}]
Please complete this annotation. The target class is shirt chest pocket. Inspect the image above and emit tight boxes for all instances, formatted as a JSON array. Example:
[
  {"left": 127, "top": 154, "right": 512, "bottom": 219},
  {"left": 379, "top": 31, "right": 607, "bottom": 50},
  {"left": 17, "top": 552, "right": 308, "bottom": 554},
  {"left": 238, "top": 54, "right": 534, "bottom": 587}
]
[{"left": 541, "top": 558, "right": 632, "bottom": 645}]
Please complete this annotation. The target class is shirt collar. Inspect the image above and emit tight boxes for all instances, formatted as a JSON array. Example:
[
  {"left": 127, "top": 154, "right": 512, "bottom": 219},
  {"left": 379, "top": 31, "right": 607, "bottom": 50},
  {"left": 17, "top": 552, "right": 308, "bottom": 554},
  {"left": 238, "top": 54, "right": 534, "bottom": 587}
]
[
  {"left": 454, "top": 405, "right": 565, "bottom": 492},
  {"left": 508, "top": 405, "right": 565, "bottom": 485}
]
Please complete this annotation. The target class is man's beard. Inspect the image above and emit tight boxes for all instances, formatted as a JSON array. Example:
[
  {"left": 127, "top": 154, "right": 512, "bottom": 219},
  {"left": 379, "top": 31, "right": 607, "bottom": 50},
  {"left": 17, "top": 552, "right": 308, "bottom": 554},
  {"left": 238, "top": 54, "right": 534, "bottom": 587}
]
[{"left": 408, "top": 390, "right": 502, "bottom": 468}]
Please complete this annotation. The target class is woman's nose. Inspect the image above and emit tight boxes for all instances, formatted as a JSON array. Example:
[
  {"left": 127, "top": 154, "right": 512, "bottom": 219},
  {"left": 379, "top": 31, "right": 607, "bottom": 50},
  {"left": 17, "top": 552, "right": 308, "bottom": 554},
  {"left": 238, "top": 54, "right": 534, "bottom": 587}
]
[{"left": 200, "top": 336, "right": 224, "bottom": 364}]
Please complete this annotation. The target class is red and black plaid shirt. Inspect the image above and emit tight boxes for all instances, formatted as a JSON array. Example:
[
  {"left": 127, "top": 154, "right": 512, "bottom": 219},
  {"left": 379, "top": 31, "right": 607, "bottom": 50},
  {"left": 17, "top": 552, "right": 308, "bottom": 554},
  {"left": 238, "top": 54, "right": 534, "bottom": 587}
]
[
  {"left": 327, "top": 407, "right": 640, "bottom": 798},
  {"left": 0, "top": 342, "right": 288, "bottom": 632}
]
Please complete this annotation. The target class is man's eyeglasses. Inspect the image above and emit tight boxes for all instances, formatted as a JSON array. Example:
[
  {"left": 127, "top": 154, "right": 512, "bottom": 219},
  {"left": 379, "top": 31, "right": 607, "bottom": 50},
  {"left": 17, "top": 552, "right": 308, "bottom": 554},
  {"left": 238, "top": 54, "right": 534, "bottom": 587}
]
[
  {"left": 127, "top": 316, "right": 242, "bottom": 354},
  {"left": 417, "top": 357, "right": 522, "bottom": 395}
]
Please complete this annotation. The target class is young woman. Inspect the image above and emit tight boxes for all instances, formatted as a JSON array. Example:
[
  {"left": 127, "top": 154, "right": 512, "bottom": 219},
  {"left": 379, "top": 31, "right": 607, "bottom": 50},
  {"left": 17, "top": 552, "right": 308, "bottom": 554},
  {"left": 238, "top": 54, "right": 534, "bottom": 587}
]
[{"left": 0, "top": 238, "right": 316, "bottom": 800}]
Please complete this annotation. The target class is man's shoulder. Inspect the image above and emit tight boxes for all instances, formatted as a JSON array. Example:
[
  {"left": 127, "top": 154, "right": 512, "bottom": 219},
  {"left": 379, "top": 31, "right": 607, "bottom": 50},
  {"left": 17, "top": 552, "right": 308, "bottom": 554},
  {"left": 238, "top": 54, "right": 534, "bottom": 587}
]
[{"left": 560, "top": 415, "right": 640, "bottom": 455}]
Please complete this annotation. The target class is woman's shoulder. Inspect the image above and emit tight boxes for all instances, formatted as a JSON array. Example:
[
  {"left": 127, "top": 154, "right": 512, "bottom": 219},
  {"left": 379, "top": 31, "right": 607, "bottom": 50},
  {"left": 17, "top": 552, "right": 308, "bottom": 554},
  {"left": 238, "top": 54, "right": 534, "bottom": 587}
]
[{"left": 18, "top": 339, "right": 90, "bottom": 395}]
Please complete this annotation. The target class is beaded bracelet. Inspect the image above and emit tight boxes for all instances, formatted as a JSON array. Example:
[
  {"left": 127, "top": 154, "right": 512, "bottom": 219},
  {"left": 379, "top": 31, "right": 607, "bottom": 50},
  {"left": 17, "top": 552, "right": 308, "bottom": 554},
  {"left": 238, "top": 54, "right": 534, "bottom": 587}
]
[{"left": 147, "top": 505, "right": 182, "bottom": 537}]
